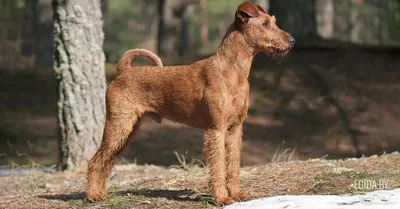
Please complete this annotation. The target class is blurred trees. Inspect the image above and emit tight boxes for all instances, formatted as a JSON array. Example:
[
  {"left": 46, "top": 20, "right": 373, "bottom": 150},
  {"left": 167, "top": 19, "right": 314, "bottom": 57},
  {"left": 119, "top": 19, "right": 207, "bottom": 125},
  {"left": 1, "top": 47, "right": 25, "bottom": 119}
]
[
  {"left": 269, "top": 0, "right": 400, "bottom": 46},
  {"left": 104, "top": 0, "right": 159, "bottom": 61},
  {"left": 333, "top": 0, "right": 400, "bottom": 46},
  {"left": 157, "top": 0, "right": 198, "bottom": 57},
  {"left": 0, "top": 0, "right": 32, "bottom": 69},
  {"left": 53, "top": 0, "right": 106, "bottom": 170},
  {"left": 0, "top": 0, "right": 25, "bottom": 46},
  {"left": 0, "top": 0, "right": 398, "bottom": 166},
  {"left": 0, "top": 0, "right": 399, "bottom": 68},
  {"left": 104, "top": 0, "right": 399, "bottom": 62},
  {"left": 269, "top": 0, "right": 318, "bottom": 38}
]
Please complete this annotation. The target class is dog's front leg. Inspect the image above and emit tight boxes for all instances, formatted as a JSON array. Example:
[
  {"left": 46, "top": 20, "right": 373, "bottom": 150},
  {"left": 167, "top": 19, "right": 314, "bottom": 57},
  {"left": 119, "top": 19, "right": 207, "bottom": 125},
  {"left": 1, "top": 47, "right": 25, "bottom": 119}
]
[
  {"left": 203, "top": 128, "right": 235, "bottom": 205},
  {"left": 226, "top": 123, "right": 246, "bottom": 201}
]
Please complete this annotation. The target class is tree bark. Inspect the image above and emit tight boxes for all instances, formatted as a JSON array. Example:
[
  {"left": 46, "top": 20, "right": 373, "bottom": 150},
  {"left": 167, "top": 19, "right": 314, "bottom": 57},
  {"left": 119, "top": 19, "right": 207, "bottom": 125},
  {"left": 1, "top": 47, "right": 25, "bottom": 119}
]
[{"left": 53, "top": 0, "right": 106, "bottom": 170}]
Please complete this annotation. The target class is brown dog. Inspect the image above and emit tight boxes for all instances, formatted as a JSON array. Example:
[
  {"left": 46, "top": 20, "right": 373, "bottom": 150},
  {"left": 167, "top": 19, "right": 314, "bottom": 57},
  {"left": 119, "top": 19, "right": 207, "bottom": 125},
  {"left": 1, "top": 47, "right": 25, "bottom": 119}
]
[{"left": 86, "top": 1, "right": 294, "bottom": 206}]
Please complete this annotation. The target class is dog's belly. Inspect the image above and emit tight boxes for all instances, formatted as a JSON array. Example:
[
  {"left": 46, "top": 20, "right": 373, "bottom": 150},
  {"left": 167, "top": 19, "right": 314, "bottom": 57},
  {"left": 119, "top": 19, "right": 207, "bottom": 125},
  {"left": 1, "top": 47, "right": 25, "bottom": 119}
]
[
  {"left": 158, "top": 103, "right": 207, "bottom": 129},
  {"left": 156, "top": 94, "right": 208, "bottom": 129}
]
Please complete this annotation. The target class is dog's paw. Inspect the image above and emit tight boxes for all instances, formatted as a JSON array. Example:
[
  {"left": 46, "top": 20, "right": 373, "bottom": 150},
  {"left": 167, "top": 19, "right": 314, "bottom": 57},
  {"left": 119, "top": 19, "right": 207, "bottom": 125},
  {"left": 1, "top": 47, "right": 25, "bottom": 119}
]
[
  {"left": 215, "top": 196, "right": 236, "bottom": 206},
  {"left": 87, "top": 193, "right": 106, "bottom": 202},
  {"left": 230, "top": 191, "right": 247, "bottom": 201}
]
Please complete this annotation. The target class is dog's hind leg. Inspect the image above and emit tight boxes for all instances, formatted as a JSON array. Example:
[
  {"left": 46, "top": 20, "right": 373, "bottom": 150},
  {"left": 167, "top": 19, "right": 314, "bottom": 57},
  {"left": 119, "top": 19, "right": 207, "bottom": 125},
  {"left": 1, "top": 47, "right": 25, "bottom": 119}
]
[
  {"left": 86, "top": 113, "right": 141, "bottom": 201},
  {"left": 86, "top": 85, "right": 142, "bottom": 201}
]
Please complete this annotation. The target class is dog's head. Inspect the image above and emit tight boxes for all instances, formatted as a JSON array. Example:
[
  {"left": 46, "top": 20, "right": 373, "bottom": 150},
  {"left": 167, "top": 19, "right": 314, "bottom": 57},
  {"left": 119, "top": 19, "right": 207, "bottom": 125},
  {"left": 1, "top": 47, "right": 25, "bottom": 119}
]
[{"left": 234, "top": 2, "right": 294, "bottom": 59}]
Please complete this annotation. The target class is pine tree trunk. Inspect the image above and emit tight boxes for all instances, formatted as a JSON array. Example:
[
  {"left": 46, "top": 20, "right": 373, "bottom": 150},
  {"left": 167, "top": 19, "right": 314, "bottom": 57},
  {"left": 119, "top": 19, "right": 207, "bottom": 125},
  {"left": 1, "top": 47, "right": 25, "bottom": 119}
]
[{"left": 53, "top": 0, "right": 106, "bottom": 170}]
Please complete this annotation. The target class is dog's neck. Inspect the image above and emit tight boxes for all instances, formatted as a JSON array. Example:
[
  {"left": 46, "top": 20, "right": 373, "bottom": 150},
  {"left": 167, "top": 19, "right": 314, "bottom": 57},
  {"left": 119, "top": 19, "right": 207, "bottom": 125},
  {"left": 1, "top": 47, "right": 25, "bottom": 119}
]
[{"left": 212, "top": 24, "right": 258, "bottom": 84}]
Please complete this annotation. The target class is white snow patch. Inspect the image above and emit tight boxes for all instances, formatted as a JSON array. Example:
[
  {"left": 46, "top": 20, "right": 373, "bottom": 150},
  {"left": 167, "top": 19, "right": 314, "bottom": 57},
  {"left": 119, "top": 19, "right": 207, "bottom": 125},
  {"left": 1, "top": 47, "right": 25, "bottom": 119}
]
[{"left": 225, "top": 189, "right": 400, "bottom": 209}]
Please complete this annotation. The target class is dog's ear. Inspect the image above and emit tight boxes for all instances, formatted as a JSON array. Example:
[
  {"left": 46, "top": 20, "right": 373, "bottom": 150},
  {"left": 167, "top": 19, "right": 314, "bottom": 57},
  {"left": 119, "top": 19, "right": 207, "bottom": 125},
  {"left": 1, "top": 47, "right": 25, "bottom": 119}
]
[
  {"left": 235, "top": 2, "right": 259, "bottom": 25},
  {"left": 254, "top": 4, "right": 266, "bottom": 14}
]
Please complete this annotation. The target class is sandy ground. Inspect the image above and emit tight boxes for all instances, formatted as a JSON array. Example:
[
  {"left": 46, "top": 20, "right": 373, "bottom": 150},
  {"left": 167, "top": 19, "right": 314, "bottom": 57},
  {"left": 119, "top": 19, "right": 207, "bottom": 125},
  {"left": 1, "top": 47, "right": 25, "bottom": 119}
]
[{"left": 1, "top": 152, "right": 400, "bottom": 208}]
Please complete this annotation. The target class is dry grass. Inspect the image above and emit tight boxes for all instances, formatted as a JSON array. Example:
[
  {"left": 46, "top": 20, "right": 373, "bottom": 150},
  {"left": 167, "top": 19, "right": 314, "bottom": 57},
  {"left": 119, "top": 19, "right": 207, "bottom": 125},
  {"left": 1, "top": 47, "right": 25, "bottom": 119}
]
[
  {"left": 1, "top": 152, "right": 400, "bottom": 209},
  {"left": 271, "top": 141, "right": 298, "bottom": 163}
]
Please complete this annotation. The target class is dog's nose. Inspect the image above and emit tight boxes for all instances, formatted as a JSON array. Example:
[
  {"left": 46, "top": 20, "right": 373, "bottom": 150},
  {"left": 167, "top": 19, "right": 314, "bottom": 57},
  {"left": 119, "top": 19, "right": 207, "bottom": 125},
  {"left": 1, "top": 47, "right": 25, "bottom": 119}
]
[{"left": 288, "top": 37, "right": 295, "bottom": 47}]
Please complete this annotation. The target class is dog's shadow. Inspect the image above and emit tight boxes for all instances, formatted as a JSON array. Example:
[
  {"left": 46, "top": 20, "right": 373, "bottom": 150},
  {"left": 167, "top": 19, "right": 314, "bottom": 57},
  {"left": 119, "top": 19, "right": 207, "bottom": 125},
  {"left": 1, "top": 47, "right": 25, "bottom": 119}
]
[
  {"left": 38, "top": 192, "right": 86, "bottom": 201},
  {"left": 38, "top": 189, "right": 212, "bottom": 203},
  {"left": 118, "top": 188, "right": 211, "bottom": 202}
]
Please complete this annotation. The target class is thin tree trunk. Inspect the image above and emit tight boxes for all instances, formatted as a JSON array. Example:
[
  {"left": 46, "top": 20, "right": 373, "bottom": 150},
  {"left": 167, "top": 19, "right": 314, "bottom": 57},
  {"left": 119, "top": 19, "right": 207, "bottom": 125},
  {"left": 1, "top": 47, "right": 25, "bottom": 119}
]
[
  {"left": 22, "top": 0, "right": 53, "bottom": 69},
  {"left": 53, "top": 0, "right": 106, "bottom": 170},
  {"left": 199, "top": 0, "right": 208, "bottom": 53},
  {"left": 269, "top": 0, "right": 317, "bottom": 38},
  {"left": 22, "top": 0, "right": 36, "bottom": 57},
  {"left": 316, "top": 0, "right": 334, "bottom": 39},
  {"left": 158, "top": 0, "right": 180, "bottom": 58},
  {"left": 179, "top": 4, "right": 194, "bottom": 56},
  {"left": 35, "top": 0, "right": 53, "bottom": 69},
  {"left": 157, "top": 0, "right": 198, "bottom": 58},
  {"left": 377, "top": 1, "right": 384, "bottom": 46},
  {"left": 157, "top": 0, "right": 166, "bottom": 55}
]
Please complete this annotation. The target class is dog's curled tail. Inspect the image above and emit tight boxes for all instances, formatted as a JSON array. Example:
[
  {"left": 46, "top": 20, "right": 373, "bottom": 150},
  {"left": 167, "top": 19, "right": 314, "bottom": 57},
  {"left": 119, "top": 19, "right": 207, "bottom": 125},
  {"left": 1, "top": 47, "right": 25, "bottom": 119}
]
[{"left": 116, "top": 49, "right": 163, "bottom": 74}]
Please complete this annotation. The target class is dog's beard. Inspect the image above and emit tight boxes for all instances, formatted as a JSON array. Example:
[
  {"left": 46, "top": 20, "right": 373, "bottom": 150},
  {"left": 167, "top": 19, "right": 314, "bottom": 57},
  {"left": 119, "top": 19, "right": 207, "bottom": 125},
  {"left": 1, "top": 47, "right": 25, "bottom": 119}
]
[{"left": 263, "top": 47, "right": 290, "bottom": 63}]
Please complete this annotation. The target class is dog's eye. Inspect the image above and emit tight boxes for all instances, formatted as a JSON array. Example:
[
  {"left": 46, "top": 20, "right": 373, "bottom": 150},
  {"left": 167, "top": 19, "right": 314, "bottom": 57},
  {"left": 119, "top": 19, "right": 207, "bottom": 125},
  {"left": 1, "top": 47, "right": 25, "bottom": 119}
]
[{"left": 263, "top": 22, "right": 269, "bottom": 28}]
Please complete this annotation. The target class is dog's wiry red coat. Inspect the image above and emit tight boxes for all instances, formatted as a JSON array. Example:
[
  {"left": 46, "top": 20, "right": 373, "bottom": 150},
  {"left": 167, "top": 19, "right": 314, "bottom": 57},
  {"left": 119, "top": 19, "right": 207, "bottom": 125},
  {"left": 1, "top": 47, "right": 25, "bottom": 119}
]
[{"left": 86, "top": 1, "right": 293, "bottom": 206}]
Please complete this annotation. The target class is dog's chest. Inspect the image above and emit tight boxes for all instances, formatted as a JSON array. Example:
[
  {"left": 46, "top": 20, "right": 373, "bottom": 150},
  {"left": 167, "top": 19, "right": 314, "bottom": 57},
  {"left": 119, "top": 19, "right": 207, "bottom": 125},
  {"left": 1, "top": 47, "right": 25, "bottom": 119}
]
[
  {"left": 230, "top": 94, "right": 246, "bottom": 111},
  {"left": 225, "top": 93, "right": 248, "bottom": 129},
  {"left": 230, "top": 80, "right": 248, "bottom": 104},
  {"left": 227, "top": 86, "right": 248, "bottom": 116}
]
